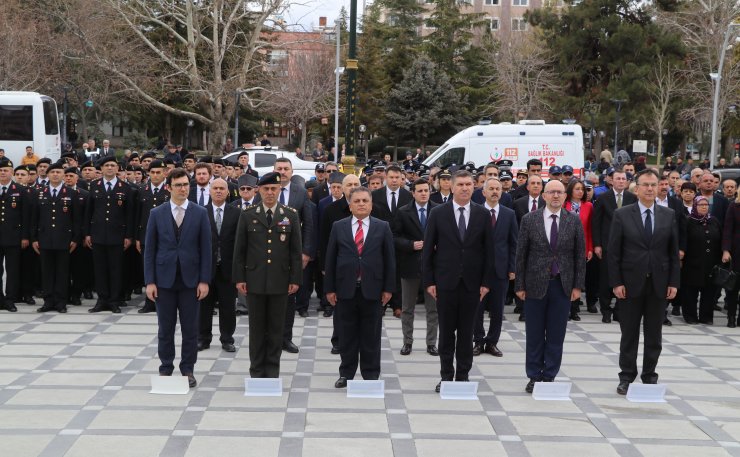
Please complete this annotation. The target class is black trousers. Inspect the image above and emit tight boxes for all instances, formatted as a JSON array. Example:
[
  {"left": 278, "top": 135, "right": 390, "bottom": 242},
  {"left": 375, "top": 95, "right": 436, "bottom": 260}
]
[
  {"left": 296, "top": 261, "right": 315, "bottom": 313},
  {"left": 597, "top": 255, "right": 617, "bottom": 316},
  {"left": 138, "top": 244, "right": 155, "bottom": 310},
  {"left": 585, "top": 257, "right": 599, "bottom": 306},
  {"left": 283, "top": 292, "right": 297, "bottom": 343},
  {"left": 337, "top": 286, "right": 382, "bottom": 380},
  {"left": 20, "top": 247, "right": 39, "bottom": 298},
  {"left": 437, "top": 283, "right": 479, "bottom": 381},
  {"left": 473, "top": 278, "right": 508, "bottom": 345},
  {"left": 40, "top": 249, "right": 70, "bottom": 309},
  {"left": 157, "top": 274, "right": 199, "bottom": 375},
  {"left": 618, "top": 276, "right": 665, "bottom": 384},
  {"left": 92, "top": 243, "right": 124, "bottom": 307},
  {"left": 682, "top": 284, "right": 718, "bottom": 322},
  {"left": 200, "top": 266, "right": 237, "bottom": 345},
  {"left": 0, "top": 246, "right": 21, "bottom": 303},
  {"left": 248, "top": 293, "right": 288, "bottom": 378}
]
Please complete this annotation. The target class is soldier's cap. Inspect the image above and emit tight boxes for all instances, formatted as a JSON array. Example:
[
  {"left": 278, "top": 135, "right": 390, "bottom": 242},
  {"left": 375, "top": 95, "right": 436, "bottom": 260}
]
[
  {"left": 329, "top": 171, "right": 346, "bottom": 184},
  {"left": 373, "top": 163, "right": 386, "bottom": 171},
  {"left": 149, "top": 159, "right": 165, "bottom": 170},
  {"left": 304, "top": 179, "right": 319, "bottom": 190},
  {"left": 549, "top": 165, "right": 562, "bottom": 175},
  {"left": 585, "top": 182, "right": 593, "bottom": 189},
  {"left": 315, "top": 163, "right": 325, "bottom": 172},
  {"left": 128, "top": 152, "right": 139, "bottom": 160},
  {"left": 562, "top": 165, "right": 574, "bottom": 174},
  {"left": 0, "top": 157, "right": 14, "bottom": 169},
  {"left": 141, "top": 151, "right": 156, "bottom": 160},
  {"left": 61, "top": 151, "right": 77, "bottom": 160},
  {"left": 626, "top": 172, "right": 634, "bottom": 181},
  {"left": 497, "top": 159, "right": 513, "bottom": 168},
  {"left": 363, "top": 166, "right": 374, "bottom": 176},
  {"left": 212, "top": 158, "right": 224, "bottom": 166},
  {"left": 258, "top": 171, "right": 281, "bottom": 186},
  {"left": 438, "top": 169, "right": 452, "bottom": 179},
  {"left": 238, "top": 174, "right": 258, "bottom": 188},
  {"left": 476, "top": 165, "right": 485, "bottom": 173},
  {"left": 15, "top": 164, "right": 32, "bottom": 173},
  {"left": 163, "top": 158, "right": 176, "bottom": 166},
  {"left": 37, "top": 157, "right": 52, "bottom": 166},
  {"left": 516, "top": 169, "right": 529, "bottom": 177},
  {"left": 47, "top": 161, "right": 65, "bottom": 172},
  {"left": 80, "top": 160, "right": 95, "bottom": 170},
  {"left": 97, "top": 155, "right": 119, "bottom": 167},
  {"left": 125, "top": 165, "right": 135, "bottom": 172},
  {"left": 499, "top": 170, "right": 513, "bottom": 180},
  {"left": 198, "top": 156, "right": 213, "bottom": 164},
  {"left": 463, "top": 163, "right": 476, "bottom": 172},
  {"left": 183, "top": 153, "right": 196, "bottom": 161},
  {"left": 606, "top": 167, "right": 616, "bottom": 176},
  {"left": 64, "top": 167, "right": 79, "bottom": 175},
  {"left": 418, "top": 163, "right": 429, "bottom": 172},
  {"left": 118, "top": 160, "right": 127, "bottom": 169}
]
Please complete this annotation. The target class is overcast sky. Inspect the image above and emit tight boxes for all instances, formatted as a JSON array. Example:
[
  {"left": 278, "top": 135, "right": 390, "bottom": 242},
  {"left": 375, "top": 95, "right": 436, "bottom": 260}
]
[{"left": 283, "top": 0, "right": 357, "bottom": 31}]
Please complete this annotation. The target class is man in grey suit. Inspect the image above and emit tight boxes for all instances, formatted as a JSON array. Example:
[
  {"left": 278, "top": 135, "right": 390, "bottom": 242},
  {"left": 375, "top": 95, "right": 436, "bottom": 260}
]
[
  {"left": 515, "top": 179, "right": 586, "bottom": 394},
  {"left": 608, "top": 169, "right": 680, "bottom": 395}
]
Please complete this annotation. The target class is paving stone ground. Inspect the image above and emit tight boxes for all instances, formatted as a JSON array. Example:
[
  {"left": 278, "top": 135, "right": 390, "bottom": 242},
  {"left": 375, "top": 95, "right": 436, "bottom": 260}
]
[{"left": 2, "top": 296, "right": 740, "bottom": 457}]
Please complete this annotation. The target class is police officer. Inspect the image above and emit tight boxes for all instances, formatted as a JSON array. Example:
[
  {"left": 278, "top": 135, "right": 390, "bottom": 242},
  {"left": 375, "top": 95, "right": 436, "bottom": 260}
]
[
  {"left": 135, "top": 159, "right": 170, "bottom": 313},
  {"left": 0, "top": 157, "right": 31, "bottom": 312},
  {"left": 85, "top": 156, "right": 136, "bottom": 313},
  {"left": 31, "top": 162, "right": 83, "bottom": 313},
  {"left": 233, "top": 172, "right": 302, "bottom": 378}
]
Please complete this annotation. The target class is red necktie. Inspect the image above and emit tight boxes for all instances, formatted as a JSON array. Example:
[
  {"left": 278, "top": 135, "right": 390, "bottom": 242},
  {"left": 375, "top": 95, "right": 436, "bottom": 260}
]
[
  {"left": 490, "top": 208, "right": 497, "bottom": 228},
  {"left": 531, "top": 199, "right": 537, "bottom": 212},
  {"left": 354, "top": 219, "right": 364, "bottom": 254}
]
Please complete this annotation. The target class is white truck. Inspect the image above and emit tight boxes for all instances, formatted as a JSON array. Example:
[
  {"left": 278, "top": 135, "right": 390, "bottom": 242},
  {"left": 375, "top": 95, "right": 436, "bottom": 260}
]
[{"left": 423, "top": 120, "right": 585, "bottom": 177}]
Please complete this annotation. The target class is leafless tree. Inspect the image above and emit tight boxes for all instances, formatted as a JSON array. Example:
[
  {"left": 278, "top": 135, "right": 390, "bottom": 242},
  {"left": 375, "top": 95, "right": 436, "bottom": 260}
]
[
  {"left": 0, "top": 1, "right": 54, "bottom": 91},
  {"left": 263, "top": 46, "right": 336, "bottom": 151},
  {"left": 45, "top": 0, "right": 292, "bottom": 153},
  {"left": 656, "top": 0, "right": 740, "bottom": 157},
  {"left": 483, "top": 33, "right": 562, "bottom": 122},
  {"left": 643, "top": 53, "right": 682, "bottom": 164}
]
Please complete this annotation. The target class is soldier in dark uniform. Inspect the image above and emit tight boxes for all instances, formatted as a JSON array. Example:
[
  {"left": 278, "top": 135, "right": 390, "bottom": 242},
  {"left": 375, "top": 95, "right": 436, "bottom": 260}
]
[
  {"left": 85, "top": 156, "right": 136, "bottom": 313},
  {"left": 31, "top": 162, "right": 83, "bottom": 313},
  {"left": 0, "top": 158, "right": 31, "bottom": 312},
  {"left": 63, "top": 167, "right": 91, "bottom": 306},
  {"left": 233, "top": 172, "right": 303, "bottom": 378},
  {"left": 121, "top": 165, "right": 142, "bottom": 302},
  {"left": 135, "top": 159, "right": 170, "bottom": 313}
]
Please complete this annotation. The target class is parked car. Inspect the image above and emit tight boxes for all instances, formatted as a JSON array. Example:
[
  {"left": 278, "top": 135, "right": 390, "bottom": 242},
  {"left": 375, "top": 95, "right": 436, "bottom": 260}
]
[{"left": 222, "top": 147, "right": 318, "bottom": 182}]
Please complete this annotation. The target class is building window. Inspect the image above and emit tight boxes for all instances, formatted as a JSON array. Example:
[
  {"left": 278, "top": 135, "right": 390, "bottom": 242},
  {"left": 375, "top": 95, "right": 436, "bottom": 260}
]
[
  {"left": 512, "top": 18, "right": 527, "bottom": 31},
  {"left": 457, "top": 0, "right": 472, "bottom": 5},
  {"left": 487, "top": 17, "right": 500, "bottom": 31},
  {"left": 484, "top": 0, "right": 500, "bottom": 4},
  {"left": 513, "top": 0, "right": 528, "bottom": 5},
  {"left": 424, "top": 0, "right": 434, "bottom": 3}
]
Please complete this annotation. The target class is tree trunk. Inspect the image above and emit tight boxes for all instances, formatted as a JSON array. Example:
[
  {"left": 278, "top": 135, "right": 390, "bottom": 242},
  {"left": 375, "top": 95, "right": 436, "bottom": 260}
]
[
  {"left": 300, "top": 120, "right": 308, "bottom": 153},
  {"left": 208, "top": 117, "right": 230, "bottom": 155}
]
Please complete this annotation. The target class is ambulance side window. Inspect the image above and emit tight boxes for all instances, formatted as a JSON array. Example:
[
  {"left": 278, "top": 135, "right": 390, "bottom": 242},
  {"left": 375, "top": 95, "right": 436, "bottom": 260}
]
[{"left": 435, "top": 147, "right": 465, "bottom": 168}]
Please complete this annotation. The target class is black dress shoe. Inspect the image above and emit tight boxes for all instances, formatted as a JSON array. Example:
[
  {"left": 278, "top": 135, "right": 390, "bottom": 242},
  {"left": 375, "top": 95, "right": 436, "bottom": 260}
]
[
  {"left": 472, "top": 344, "right": 483, "bottom": 356},
  {"left": 728, "top": 319, "right": 737, "bottom": 328},
  {"left": 138, "top": 306, "right": 156, "bottom": 314},
  {"left": 663, "top": 318, "right": 672, "bottom": 326},
  {"left": 617, "top": 381, "right": 630, "bottom": 395},
  {"left": 400, "top": 343, "right": 412, "bottom": 355},
  {"left": 57, "top": 307, "right": 67, "bottom": 313},
  {"left": 88, "top": 305, "right": 104, "bottom": 313},
  {"left": 525, "top": 379, "right": 536, "bottom": 393},
  {"left": 197, "top": 341, "right": 210, "bottom": 351},
  {"left": 221, "top": 343, "right": 236, "bottom": 352},
  {"left": 671, "top": 306, "right": 681, "bottom": 316},
  {"left": 569, "top": 312, "right": 581, "bottom": 321},
  {"left": 323, "top": 309, "right": 333, "bottom": 317},
  {"left": 185, "top": 374, "right": 197, "bottom": 388},
  {"left": 485, "top": 344, "right": 503, "bottom": 357},
  {"left": 298, "top": 310, "right": 309, "bottom": 318},
  {"left": 331, "top": 345, "right": 340, "bottom": 354},
  {"left": 587, "top": 305, "right": 598, "bottom": 314},
  {"left": 698, "top": 319, "right": 713, "bottom": 325},
  {"left": 435, "top": 381, "right": 442, "bottom": 393},
  {"left": 110, "top": 304, "right": 122, "bottom": 314},
  {"left": 426, "top": 345, "right": 439, "bottom": 356},
  {"left": 70, "top": 297, "right": 82, "bottom": 306},
  {"left": 5, "top": 303, "right": 17, "bottom": 312},
  {"left": 684, "top": 317, "right": 698, "bottom": 325},
  {"left": 602, "top": 315, "right": 612, "bottom": 323},
  {"left": 513, "top": 306, "right": 522, "bottom": 314},
  {"left": 24, "top": 296, "right": 36, "bottom": 305},
  {"left": 518, "top": 314, "right": 526, "bottom": 322},
  {"left": 335, "top": 377, "right": 348, "bottom": 388},
  {"left": 282, "top": 341, "right": 299, "bottom": 353},
  {"left": 123, "top": 294, "right": 132, "bottom": 302},
  {"left": 37, "top": 305, "right": 54, "bottom": 313},
  {"left": 714, "top": 305, "right": 722, "bottom": 312}
]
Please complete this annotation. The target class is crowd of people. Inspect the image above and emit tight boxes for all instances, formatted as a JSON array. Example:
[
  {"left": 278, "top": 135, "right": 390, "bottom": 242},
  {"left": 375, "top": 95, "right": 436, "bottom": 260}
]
[{"left": 1, "top": 140, "right": 739, "bottom": 394}]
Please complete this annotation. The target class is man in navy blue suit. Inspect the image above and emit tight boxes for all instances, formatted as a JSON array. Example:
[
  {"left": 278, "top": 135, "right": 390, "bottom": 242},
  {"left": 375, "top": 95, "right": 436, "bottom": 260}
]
[
  {"left": 145, "top": 168, "right": 212, "bottom": 388},
  {"left": 325, "top": 187, "right": 395, "bottom": 388},
  {"left": 473, "top": 177, "right": 518, "bottom": 358}
]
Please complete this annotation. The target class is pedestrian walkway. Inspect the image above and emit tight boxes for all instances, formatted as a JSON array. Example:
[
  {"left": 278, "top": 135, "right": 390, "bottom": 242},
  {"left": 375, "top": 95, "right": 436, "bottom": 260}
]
[{"left": 2, "top": 298, "right": 740, "bottom": 457}]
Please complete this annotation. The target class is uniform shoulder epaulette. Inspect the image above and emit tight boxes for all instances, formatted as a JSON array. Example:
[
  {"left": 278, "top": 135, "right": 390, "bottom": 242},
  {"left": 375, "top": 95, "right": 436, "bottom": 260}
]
[
  {"left": 282, "top": 204, "right": 297, "bottom": 213},
  {"left": 245, "top": 203, "right": 259, "bottom": 210}
]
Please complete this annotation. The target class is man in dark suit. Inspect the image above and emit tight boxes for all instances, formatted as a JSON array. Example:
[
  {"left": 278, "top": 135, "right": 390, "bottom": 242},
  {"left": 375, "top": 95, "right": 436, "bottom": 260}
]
[
  {"left": 188, "top": 163, "right": 213, "bottom": 206},
  {"left": 325, "top": 187, "right": 395, "bottom": 388},
  {"left": 144, "top": 168, "right": 212, "bottom": 388},
  {"left": 311, "top": 162, "right": 339, "bottom": 205},
  {"left": 85, "top": 156, "right": 136, "bottom": 313},
  {"left": 510, "top": 159, "right": 543, "bottom": 201},
  {"left": 422, "top": 170, "right": 492, "bottom": 392},
  {"left": 609, "top": 169, "right": 680, "bottom": 395},
  {"left": 393, "top": 178, "right": 438, "bottom": 356},
  {"left": 200, "top": 179, "right": 240, "bottom": 352},
  {"left": 699, "top": 171, "right": 729, "bottom": 226},
  {"left": 513, "top": 175, "right": 544, "bottom": 224},
  {"left": 233, "top": 172, "right": 302, "bottom": 378},
  {"left": 372, "top": 164, "right": 412, "bottom": 317},
  {"left": 135, "top": 160, "right": 170, "bottom": 313},
  {"left": 272, "top": 158, "right": 316, "bottom": 353},
  {"left": 592, "top": 169, "right": 637, "bottom": 322},
  {"left": 474, "top": 177, "right": 518, "bottom": 357},
  {"left": 515, "top": 179, "right": 586, "bottom": 393}
]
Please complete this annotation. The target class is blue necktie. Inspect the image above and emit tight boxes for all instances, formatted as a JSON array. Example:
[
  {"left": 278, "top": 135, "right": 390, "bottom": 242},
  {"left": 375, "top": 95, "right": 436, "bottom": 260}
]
[
  {"left": 199, "top": 188, "right": 205, "bottom": 206},
  {"left": 280, "top": 188, "right": 286, "bottom": 205},
  {"left": 419, "top": 207, "right": 426, "bottom": 229},
  {"left": 457, "top": 207, "right": 466, "bottom": 241}
]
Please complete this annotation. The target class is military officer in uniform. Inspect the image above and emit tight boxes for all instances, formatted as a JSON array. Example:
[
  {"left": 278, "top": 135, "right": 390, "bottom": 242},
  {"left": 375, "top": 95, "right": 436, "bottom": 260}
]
[
  {"left": 31, "top": 162, "right": 83, "bottom": 313},
  {"left": 63, "top": 167, "right": 91, "bottom": 306},
  {"left": 135, "top": 159, "right": 170, "bottom": 313},
  {"left": 85, "top": 155, "right": 136, "bottom": 313},
  {"left": 0, "top": 157, "right": 31, "bottom": 312},
  {"left": 232, "top": 174, "right": 258, "bottom": 316},
  {"left": 233, "top": 172, "right": 303, "bottom": 378}
]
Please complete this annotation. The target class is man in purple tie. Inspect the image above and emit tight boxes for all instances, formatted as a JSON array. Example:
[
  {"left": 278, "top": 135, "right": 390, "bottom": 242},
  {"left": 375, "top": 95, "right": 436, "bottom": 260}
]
[{"left": 515, "top": 179, "right": 586, "bottom": 394}]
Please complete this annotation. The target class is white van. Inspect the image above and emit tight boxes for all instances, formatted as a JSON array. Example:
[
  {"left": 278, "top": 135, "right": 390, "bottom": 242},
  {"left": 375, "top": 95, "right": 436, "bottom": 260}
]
[
  {"left": 423, "top": 120, "right": 585, "bottom": 177},
  {"left": 0, "top": 91, "right": 61, "bottom": 165}
]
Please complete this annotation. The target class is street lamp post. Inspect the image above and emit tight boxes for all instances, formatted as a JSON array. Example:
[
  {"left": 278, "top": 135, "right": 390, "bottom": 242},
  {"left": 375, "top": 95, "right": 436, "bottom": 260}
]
[
  {"left": 610, "top": 99, "right": 626, "bottom": 152},
  {"left": 709, "top": 23, "right": 740, "bottom": 170},
  {"left": 234, "top": 90, "right": 241, "bottom": 148},
  {"left": 344, "top": 0, "right": 358, "bottom": 158}
]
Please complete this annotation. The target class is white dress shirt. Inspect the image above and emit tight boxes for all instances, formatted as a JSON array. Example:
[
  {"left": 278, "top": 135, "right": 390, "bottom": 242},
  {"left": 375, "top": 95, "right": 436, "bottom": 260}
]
[
  {"left": 49, "top": 183, "right": 63, "bottom": 196},
  {"left": 452, "top": 200, "right": 471, "bottom": 228},
  {"left": 351, "top": 216, "right": 369, "bottom": 244},
  {"left": 386, "top": 186, "right": 401, "bottom": 210},
  {"left": 104, "top": 177, "right": 118, "bottom": 190},
  {"left": 212, "top": 202, "right": 226, "bottom": 220},
  {"left": 197, "top": 184, "right": 210, "bottom": 205},
  {"left": 170, "top": 199, "right": 190, "bottom": 219}
]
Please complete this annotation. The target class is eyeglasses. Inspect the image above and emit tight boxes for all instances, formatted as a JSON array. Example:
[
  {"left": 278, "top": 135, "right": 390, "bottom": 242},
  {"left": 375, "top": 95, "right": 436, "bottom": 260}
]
[
  {"left": 170, "top": 182, "right": 189, "bottom": 188},
  {"left": 544, "top": 190, "right": 564, "bottom": 195},
  {"left": 239, "top": 186, "right": 253, "bottom": 191}
]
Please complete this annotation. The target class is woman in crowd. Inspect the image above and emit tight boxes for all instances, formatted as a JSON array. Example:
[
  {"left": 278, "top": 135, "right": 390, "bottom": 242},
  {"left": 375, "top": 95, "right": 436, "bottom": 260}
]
[
  {"left": 564, "top": 180, "right": 593, "bottom": 320},
  {"left": 722, "top": 193, "right": 740, "bottom": 328},
  {"left": 681, "top": 196, "right": 722, "bottom": 324}
]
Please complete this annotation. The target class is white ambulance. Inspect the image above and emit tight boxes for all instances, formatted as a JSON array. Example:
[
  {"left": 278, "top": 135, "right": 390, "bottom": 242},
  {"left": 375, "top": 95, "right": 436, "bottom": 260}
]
[{"left": 423, "top": 120, "right": 585, "bottom": 177}]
